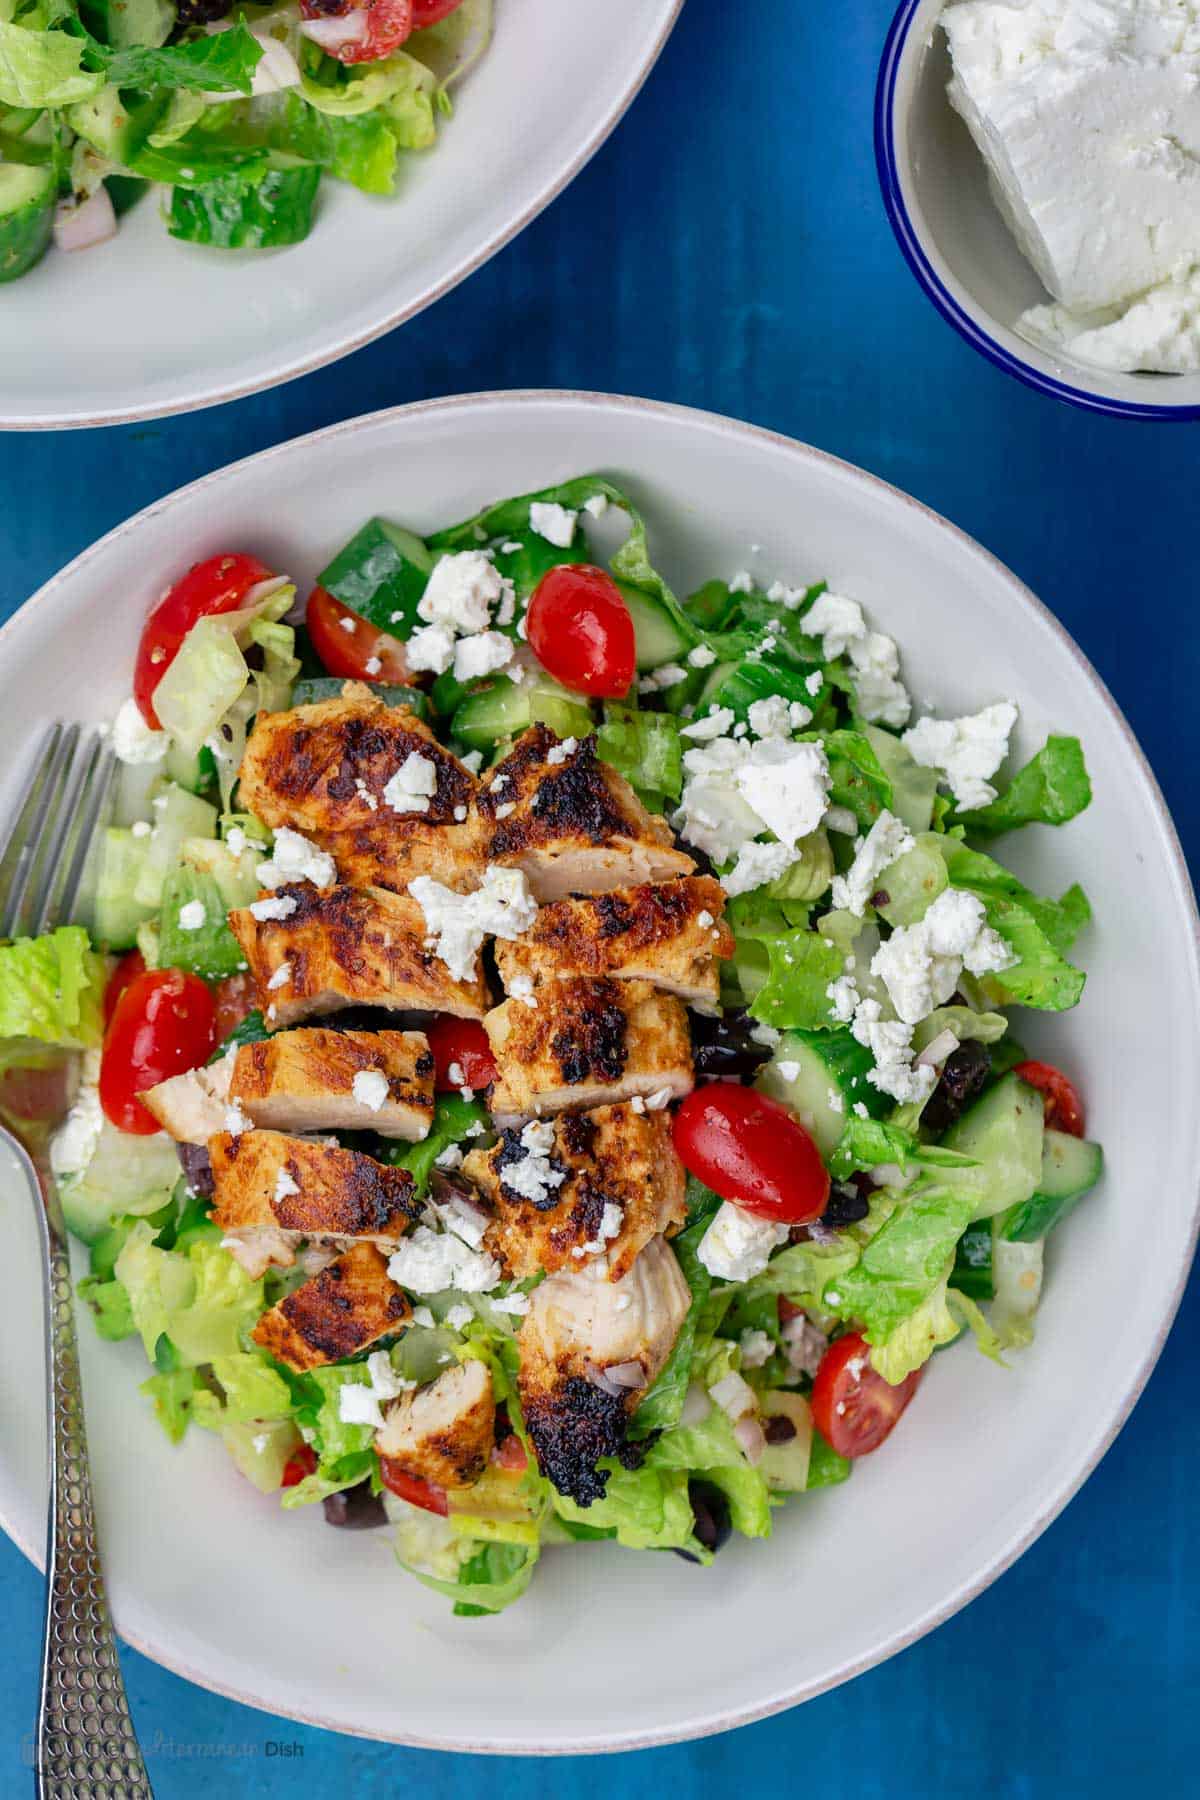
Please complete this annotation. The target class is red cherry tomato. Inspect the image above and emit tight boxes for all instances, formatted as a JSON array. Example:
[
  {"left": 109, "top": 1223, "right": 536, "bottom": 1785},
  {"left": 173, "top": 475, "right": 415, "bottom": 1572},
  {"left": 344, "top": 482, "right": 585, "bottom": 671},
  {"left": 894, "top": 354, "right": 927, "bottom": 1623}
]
[
  {"left": 212, "top": 971, "right": 258, "bottom": 1046},
  {"left": 99, "top": 968, "right": 218, "bottom": 1135},
  {"left": 425, "top": 1015, "right": 497, "bottom": 1092},
  {"left": 1013, "top": 1060, "right": 1085, "bottom": 1137},
  {"left": 492, "top": 1434, "right": 528, "bottom": 1473},
  {"left": 525, "top": 564, "right": 637, "bottom": 698},
  {"left": 672, "top": 1085, "right": 830, "bottom": 1225},
  {"left": 281, "top": 1444, "right": 318, "bottom": 1489},
  {"left": 305, "top": 586, "right": 412, "bottom": 684},
  {"left": 134, "top": 552, "right": 274, "bottom": 728},
  {"left": 811, "top": 1332, "right": 923, "bottom": 1459},
  {"left": 103, "top": 950, "right": 147, "bottom": 1027},
  {"left": 298, "top": 0, "right": 413, "bottom": 64},
  {"left": 378, "top": 1458, "right": 449, "bottom": 1516},
  {"left": 413, "top": 0, "right": 464, "bottom": 21}
]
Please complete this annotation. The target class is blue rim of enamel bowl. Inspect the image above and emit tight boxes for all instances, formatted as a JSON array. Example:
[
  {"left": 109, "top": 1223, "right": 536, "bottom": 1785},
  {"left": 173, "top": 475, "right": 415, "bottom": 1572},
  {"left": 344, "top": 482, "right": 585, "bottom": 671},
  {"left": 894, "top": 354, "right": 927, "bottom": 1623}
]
[{"left": 874, "top": 0, "right": 1200, "bottom": 422}]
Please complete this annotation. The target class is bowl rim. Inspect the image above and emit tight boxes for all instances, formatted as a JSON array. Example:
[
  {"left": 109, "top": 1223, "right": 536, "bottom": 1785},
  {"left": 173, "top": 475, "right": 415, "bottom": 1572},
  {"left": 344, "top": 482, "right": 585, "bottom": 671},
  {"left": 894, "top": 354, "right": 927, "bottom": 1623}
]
[
  {"left": 3, "top": 388, "right": 1198, "bottom": 1751},
  {"left": 875, "top": 0, "right": 1200, "bottom": 423},
  {"left": 0, "top": 2, "right": 684, "bottom": 433}
]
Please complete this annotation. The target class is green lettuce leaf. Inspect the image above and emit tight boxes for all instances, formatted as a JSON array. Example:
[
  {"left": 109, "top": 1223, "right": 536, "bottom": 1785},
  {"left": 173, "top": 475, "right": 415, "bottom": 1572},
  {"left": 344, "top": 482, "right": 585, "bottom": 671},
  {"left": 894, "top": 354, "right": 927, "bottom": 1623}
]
[
  {"left": 389, "top": 1090, "right": 490, "bottom": 1193},
  {"left": 825, "top": 1184, "right": 976, "bottom": 1352},
  {"left": 114, "top": 1226, "right": 264, "bottom": 1369},
  {"left": 552, "top": 1462, "right": 696, "bottom": 1551},
  {"left": 93, "top": 24, "right": 262, "bottom": 95},
  {"left": 746, "top": 928, "right": 844, "bottom": 1030},
  {"left": 0, "top": 23, "right": 103, "bottom": 107},
  {"left": 0, "top": 926, "right": 105, "bottom": 1047},
  {"left": 941, "top": 842, "right": 1089, "bottom": 1011},
  {"left": 956, "top": 736, "right": 1091, "bottom": 835},
  {"left": 818, "top": 729, "right": 893, "bottom": 831},
  {"left": 76, "top": 1273, "right": 135, "bottom": 1341},
  {"left": 631, "top": 1197, "right": 722, "bottom": 1439},
  {"left": 596, "top": 703, "right": 682, "bottom": 806},
  {"left": 140, "top": 1367, "right": 203, "bottom": 1444},
  {"left": 828, "top": 1117, "right": 980, "bottom": 1182},
  {"left": 646, "top": 1405, "right": 773, "bottom": 1539},
  {"left": 445, "top": 1540, "right": 539, "bottom": 1618}
]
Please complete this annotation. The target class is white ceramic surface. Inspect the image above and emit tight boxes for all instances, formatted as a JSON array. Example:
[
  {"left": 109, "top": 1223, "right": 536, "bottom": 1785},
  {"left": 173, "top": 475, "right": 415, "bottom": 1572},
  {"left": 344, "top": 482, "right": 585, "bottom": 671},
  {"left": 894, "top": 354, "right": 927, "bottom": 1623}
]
[
  {"left": 879, "top": 0, "right": 1200, "bottom": 417},
  {"left": 0, "top": 3, "right": 681, "bottom": 430},
  {"left": 0, "top": 392, "right": 1196, "bottom": 1751}
]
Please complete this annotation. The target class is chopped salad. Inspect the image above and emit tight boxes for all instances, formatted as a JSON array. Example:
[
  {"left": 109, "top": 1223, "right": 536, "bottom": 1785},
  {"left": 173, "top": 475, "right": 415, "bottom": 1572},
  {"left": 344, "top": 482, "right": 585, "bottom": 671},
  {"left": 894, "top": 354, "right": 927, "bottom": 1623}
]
[
  {"left": 0, "top": 0, "right": 489, "bottom": 282},
  {"left": 1, "top": 479, "right": 1103, "bottom": 1615}
]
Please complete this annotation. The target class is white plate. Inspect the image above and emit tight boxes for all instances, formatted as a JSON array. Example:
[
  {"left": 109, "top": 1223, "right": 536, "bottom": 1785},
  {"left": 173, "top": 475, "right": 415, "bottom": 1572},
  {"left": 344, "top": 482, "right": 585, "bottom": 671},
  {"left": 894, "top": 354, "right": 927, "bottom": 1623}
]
[
  {"left": 877, "top": 0, "right": 1200, "bottom": 418},
  {"left": 0, "top": 4, "right": 681, "bottom": 431},
  {"left": 1, "top": 392, "right": 1196, "bottom": 1751}
]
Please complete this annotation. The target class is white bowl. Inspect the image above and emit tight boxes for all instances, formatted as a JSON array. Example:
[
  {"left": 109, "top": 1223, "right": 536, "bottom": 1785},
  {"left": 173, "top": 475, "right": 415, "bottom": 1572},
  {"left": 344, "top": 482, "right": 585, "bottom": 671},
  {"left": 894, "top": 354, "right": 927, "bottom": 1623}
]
[
  {"left": 877, "top": 0, "right": 1200, "bottom": 419},
  {"left": 0, "top": 3, "right": 681, "bottom": 431},
  {"left": 0, "top": 391, "right": 1196, "bottom": 1750}
]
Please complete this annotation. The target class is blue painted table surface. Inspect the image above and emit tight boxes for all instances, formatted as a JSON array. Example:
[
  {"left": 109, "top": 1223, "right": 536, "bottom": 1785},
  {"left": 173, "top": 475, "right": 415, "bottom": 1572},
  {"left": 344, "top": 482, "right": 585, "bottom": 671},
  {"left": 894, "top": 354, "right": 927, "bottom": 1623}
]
[{"left": 2, "top": 1, "right": 1198, "bottom": 1793}]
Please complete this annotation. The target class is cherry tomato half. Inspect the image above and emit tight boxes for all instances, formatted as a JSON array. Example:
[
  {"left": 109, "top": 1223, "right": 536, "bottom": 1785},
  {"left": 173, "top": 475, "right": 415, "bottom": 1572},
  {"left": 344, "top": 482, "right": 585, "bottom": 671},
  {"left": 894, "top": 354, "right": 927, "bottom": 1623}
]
[
  {"left": 810, "top": 1332, "right": 923, "bottom": 1459},
  {"left": 492, "top": 1434, "right": 528, "bottom": 1473},
  {"left": 413, "top": 0, "right": 464, "bottom": 21},
  {"left": 525, "top": 564, "right": 637, "bottom": 699},
  {"left": 134, "top": 552, "right": 274, "bottom": 728},
  {"left": 99, "top": 968, "right": 218, "bottom": 1135},
  {"left": 281, "top": 1444, "right": 318, "bottom": 1489},
  {"left": 305, "top": 586, "right": 412, "bottom": 684},
  {"left": 425, "top": 1015, "right": 497, "bottom": 1092},
  {"left": 103, "top": 950, "right": 147, "bottom": 1028},
  {"left": 378, "top": 1457, "right": 449, "bottom": 1516},
  {"left": 1013, "top": 1060, "right": 1084, "bottom": 1137},
  {"left": 212, "top": 971, "right": 258, "bottom": 1046},
  {"left": 671, "top": 1085, "right": 830, "bottom": 1224},
  {"left": 299, "top": 0, "right": 412, "bottom": 64}
]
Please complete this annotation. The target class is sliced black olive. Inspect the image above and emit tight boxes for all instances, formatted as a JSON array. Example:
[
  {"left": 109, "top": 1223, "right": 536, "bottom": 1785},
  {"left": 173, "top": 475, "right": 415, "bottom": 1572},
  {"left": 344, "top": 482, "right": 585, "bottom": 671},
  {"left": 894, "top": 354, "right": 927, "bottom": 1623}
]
[
  {"left": 673, "top": 1479, "right": 733, "bottom": 1563},
  {"left": 690, "top": 1008, "right": 773, "bottom": 1081},
  {"left": 922, "top": 1040, "right": 992, "bottom": 1134},
  {"left": 820, "top": 1181, "right": 871, "bottom": 1229},
  {"left": 176, "top": 1141, "right": 214, "bottom": 1198},
  {"left": 763, "top": 1414, "right": 797, "bottom": 1445},
  {"left": 173, "top": 0, "right": 234, "bottom": 26},
  {"left": 322, "top": 1483, "right": 388, "bottom": 1530}
]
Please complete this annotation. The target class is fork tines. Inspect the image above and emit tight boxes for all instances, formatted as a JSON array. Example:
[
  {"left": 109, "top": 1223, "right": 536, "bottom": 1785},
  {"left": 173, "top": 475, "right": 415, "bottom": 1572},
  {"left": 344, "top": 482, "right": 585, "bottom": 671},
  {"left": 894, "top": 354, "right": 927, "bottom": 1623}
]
[{"left": 0, "top": 723, "right": 118, "bottom": 942}]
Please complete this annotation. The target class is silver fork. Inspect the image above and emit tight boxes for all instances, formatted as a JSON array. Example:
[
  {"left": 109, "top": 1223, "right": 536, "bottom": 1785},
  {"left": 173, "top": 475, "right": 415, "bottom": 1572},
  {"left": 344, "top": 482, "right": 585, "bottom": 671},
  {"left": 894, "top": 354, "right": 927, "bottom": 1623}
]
[{"left": 0, "top": 724, "right": 154, "bottom": 1800}]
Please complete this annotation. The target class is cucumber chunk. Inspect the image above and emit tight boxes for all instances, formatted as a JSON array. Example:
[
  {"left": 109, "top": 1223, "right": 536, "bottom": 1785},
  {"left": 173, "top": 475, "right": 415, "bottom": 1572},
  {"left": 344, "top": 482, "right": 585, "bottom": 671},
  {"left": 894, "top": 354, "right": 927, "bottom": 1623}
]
[
  {"left": 60, "top": 1121, "right": 181, "bottom": 1245},
  {"left": 168, "top": 157, "right": 320, "bottom": 250},
  {"left": 93, "top": 827, "right": 155, "bottom": 950},
  {"left": 758, "top": 1392, "right": 813, "bottom": 1493},
  {"left": 999, "top": 1130, "right": 1102, "bottom": 1242},
  {"left": 79, "top": 0, "right": 174, "bottom": 49},
  {"left": 133, "top": 783, "right": 218, "bottom": 910},
  {"left": 620, "top": 582, "right": 694, "bottom": 671},
  {"left": 941, "top": 1071, "right": 1044, "bottom": 1220},
  {"left": 756, "top": 1028, "right": 888, "bottom": 1158},
  {"left": 290, "top": 676, "right": 429, "bottom": 717},
  {"left": 0, "top": 163, "right": 54, "bottom": 284},
  {"left": 316, "top": 518, "right": 434, "bottom": 639},
  {"left": 701, "top": 654, "right": 824, "bottom": 722},
  {"left": 67, "top": 87, "right": 166, "bottom": 166},
  {"left": 451, "top": 675, "right": 592, "bottom": 751},
  {"left": 158, "top": 866, "right": 246, "bottom": 980},
  {"left": 950, "top": 1221, "right": 994, "bottom": 1300}
]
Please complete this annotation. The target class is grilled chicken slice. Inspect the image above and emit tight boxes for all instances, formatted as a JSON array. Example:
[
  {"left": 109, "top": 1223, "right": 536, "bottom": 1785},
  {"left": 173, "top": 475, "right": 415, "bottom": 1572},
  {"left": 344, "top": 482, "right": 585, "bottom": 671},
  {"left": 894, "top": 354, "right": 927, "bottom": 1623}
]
[
  {"left": 140, "top": 1052, "right": 233, "bottom": 1145},
  {"left": 251, "top": 1242, "right": 411, "bottom": 1372},
  {"left": 229, "top": 1028, "right": 434, "bottom": 1142},
  {"left": 464, "top": 1104, "right": 686, "bottom": 1283},
  {"left": 210, "top": 1129, "right": 418, "bottom": 1276},
  {"left": 228, "top": 883, "right": 491, "bottom": 1027},
  {"left": 478, "top": 727, "right": 694, "bottom": 901},
  {"left": 238, "top": 684, "right": 484, "bottom": 892},
  {"left": 517, "top": 1235, "right": 691, "bottom": 1504},
  {"left": 495, "top": 874, "right": 733, "bottom": 1005},
  {"left": 374, "top": 1359, "right": 495, "bottom": 1490},
  {"left": 484, "top": 976, "right": 693, "bottom": 1123}
]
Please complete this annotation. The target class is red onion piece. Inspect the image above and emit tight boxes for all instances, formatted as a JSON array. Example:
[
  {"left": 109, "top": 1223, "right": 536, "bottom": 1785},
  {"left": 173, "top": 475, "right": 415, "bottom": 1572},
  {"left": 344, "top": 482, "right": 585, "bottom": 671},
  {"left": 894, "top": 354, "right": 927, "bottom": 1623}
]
[
  {"left": 53, "top": 188, "right": 116, "bottom": 254},
  {"left": 734, "top": 1415, "right": 767, "bottom": 1465}
]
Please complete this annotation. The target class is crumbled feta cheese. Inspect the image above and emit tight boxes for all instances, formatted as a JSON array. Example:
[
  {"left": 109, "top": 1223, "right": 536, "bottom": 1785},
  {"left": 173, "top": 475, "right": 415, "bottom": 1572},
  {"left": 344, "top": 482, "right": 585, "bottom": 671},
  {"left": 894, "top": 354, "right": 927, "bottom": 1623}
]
[
  {"left": 827, "top": 1087, "right": 845, "bottom": 1114},
  {"left": 734, "top": 739, "right": 831, "bottom": 846},
  {"left": 687, "top": 643, "right": 718, "bottom": 669},
  {"left": 274, "top": 1167, "right": 299, "bottom": 1203},
  {"left": 583, "top": 494, "right": 609, "bottom": 518},
  {"left": 352, "top": 1069, "right": 389, "bottom": 1111},
  {"left": 490, "top": 1291, "right": 530, "bottom": 1316},
  {"left": 803, "top": 591, "right": 866, "bottom": 658},
  {"left": 364, "top": 657, "right": 382, "bottom": 677},
  {"left": 639, "top": 662, "right": 688, "bottom": 693},
  {"left": 776, "top": 1059, "right": 801, "bottom": 1083},
  {"left": 224, "top": 1102, "right": 252, "bottom": 1137},
  {"left": 697, "top": 1202, "right": 789, "bottom": 1282},
  {"left": 249, "top": 894, "right": 297, "bottom": 923},
  {"left": 528, "top": 501, "right": 577, "bottom": 547},
  {"left": 454, "top": 630, "right": 514, "bottom": 683},
  {"left": 444, "top": 1302, "right": 474, "bottom": 1332},
  {"left": 871, "top": 888, "right": 1014, "bottom": 1025},
  {"left": 338, "top": 614, "right": 357, "bottom": 635},
  {"left": 767, "top": 579, "right": 807, "bottom": 610},
  {"left": 545, "top": 736, "right": 578, "bottom": 766},
  {"left": 824, "top": 805, "right": 858, "bottom": 836},
  {"left": 847, "top": 630, "right": 911, "bottom": 728},
  {"left": 131, "top": 819, "right": 152, "bottom": 838},
  {"left": 387, "top": 1226, "right": 501, "bottom": 1294},
  {"left": 729, "top": 570, "right": 755, "bottom": 594},
  {"left": 500, "top": 1119, "right": 567, "bottom": 1206},
  {"left": 353, "top": 778, "right": 379, "bottom": 813},
  {"left": 177, "top": 899, "right": 206, "bottom": 931},
  {"left": 435, "top": 1146, "right": 465, "bottom": 1173},
  {"left": 507, "top": 973, "right": 537, "bottom": 1008},
  {"left": 406, "top": 623, "right": 457, "bottom": 674},
  {"left": 111, "top": 697, "right": 168, "bottom": 766},
  {"left": 902, "top": 702, "right": 1018, "bottom": 812},
  {"left": 739, "top": 1328, "right": 774, "bottom": 1369},
  {"left": 409, "top": 866, "right": 538, "bottom": 983},
  {"left": 382, "top": 751, "right": 439, "bottom": 815},
  {"left": 433, "top": 1190, "right": 491, "bottom": 1249},
  {"left": 829, "top": 810, "right": 915, "bottom": 915},
  {"left": 826, "top": 972, "right": 860, "bottom": 1025},
  {"left": 850, "top": 998, "right": 936, "bottom": 1105},
  {"left": 696, "top": 910, "right": 714, "bottom": 929},
  {"left": 257, "top": 826, "right": 336, "bottom": 891},
  {"left": 721, "top": 839, "right": 797, "bottom": 898},
  {"left": 642, "top": 1088, "right": 673, "bottom": 1112},
  {"left": 805, "top": 670, "right": 824, "bottom": 697},
  {"left": 746, "top": 695, "right": 792, "bottom": 739},
  {"left": 419, "top": 550, "right": 504, "bottom": 635},
  {"left": 366, "top": 1350, "right": 414, "bottom": 1401},
  {"left": 629, "top": 1094, "right": 646, "bottom": 1113},
  {"left": 681, "top": 707, "right": 736, "bottom": 742},
  {"left": 411, "top": 1305, "right": 436, "bottom": 1328},
  {"left": 50, "top": 1048, "right": 103, "bottom": 1180},
  {"left": 338, "top": 1384, "right": 384, "bottom": 1429},
  {"left": 494, "top": 801, "right": 515, "bottom": 819}
]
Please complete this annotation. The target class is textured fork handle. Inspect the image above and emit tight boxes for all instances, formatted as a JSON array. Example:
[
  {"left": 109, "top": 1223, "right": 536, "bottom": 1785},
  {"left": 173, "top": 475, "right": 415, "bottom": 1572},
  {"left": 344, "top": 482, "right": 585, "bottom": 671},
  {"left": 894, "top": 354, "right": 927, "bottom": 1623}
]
[{"left": 36, "top": 1197, "right": 153, "bottom": 1799}]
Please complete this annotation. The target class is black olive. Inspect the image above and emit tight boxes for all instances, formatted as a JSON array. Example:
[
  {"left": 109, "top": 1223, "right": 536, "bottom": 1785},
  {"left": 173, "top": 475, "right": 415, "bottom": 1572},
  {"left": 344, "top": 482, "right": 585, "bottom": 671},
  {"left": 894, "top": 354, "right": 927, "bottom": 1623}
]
[
  {"left": 820, "top": 1181, "right": 871, "bottom": 1229},
  {"left": 922, "top": 1040, "right": 992, "bottom": 1134},
  {"left": 173, "top": 0, "right": 234, "bottom": 26},
  {"left": 690, "top": 1008, "right": 773, "bottom": 1081},
  {"left": 322, "top": 1484, "right": 388, "bottom": 1530},
  {"left": 764, "top": 1414, "right": 797, "bottom": 1445},
  {"left": 673, "top": 1480, "right": 733, "bottom": 1563},
  {"left": 176, "top": 1141, "right": 214, "bottom": 1198}
]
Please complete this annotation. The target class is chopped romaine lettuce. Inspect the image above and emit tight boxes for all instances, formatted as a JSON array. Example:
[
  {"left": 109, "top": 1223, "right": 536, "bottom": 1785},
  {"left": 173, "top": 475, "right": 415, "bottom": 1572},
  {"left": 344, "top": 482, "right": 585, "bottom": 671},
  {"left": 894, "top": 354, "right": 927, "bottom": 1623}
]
[{"left": 0, "top": 926, "right": 105, "bottom": 1048}]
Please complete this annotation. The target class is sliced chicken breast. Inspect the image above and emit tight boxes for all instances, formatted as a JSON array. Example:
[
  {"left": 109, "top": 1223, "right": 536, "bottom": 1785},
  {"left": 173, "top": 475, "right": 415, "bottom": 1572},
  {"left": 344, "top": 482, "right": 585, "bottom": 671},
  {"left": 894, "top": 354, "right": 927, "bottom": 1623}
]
[
  {"left": 494, "top": 874, "right": 733, "bottom": 1005},
  {"left": 251, "top": 1241, "right": 411, "bottom": 1372},
  {"left": 210, "top": 1129, "right": 418, "bottom": 1275},
  {"left": 484, "top": 976, "right": 693, "bottom": 1122},
  {"left": 239, "top": 684, "right": 484, "bottom": 892},
  {"left": 228, "top": 883, "right": 491, "bottom": 1027},
  {"left": 230, "top": 1027, "right": 434, "bottom": 1142},
  {"left": 478, "top": 727, "right": 694, "bottom": 901},
  {"left": 374, "top": 1358, "right": 496, "bottom": 1490},
  {"left": 464, "top": 1103, "right": 686, "bottom": 1283},
  {"left": 517, "top": 1235, "right": 691, "bottom": 1504},
  {"left": 140, "top": 1052, "right": 234, "bottom": 1145}
]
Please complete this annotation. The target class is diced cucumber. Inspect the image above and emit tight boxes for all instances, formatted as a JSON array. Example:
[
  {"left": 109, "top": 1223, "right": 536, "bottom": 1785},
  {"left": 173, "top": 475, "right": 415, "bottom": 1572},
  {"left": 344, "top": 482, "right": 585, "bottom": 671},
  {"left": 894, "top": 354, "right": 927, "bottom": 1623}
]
[
  {"left": 60, "top": 1121, "right": 181, "bottom": 1245},
  {"left": 289, "top": 675, "right": 429, "bottom": 716},
  {"left": 167, "top": 156, "right": 320, "bottom": 250},
  {"left": 940, "top": 1072, "right": 1044, "bottom": 1220},
  {"left": 756, "top": 1028, "right": 888, "bottom": 1159},
  {"left": 133, "top": 783, "right": 218, "bottom": 910},
  {"left": 861, "top": 724, "right": 939, "bottom": 834},
  {"left": 489, "top": 529, "right": 580, "bottom": 606},
  {"left": 93, "top": 827, "right": 155, "bottom": 950},
  {"left": 67, "top": 87, "right": 166, "bottom": 165},
  {"left": 950, "top": 1221, "right": 994, "bottom": 1300},
  {"left": 136, "top": 919, "right": 161, "bottom": 969},
  {"left": 999, "top": 1130, "right": 1103, "bottom": 1243},
  {"left": 165, "top": 738, "right": 216, "bottom": 795},
  {"left": 180, "top": 835, "right": 260, "bottom": 910},
  {"left": 79, "top": 0, "right": 174, "bottom": 49},
  {"left": 0, "top": 163, "right": 54, "bottom": 284},
  {"left": 875, "top": 835, "right": 948, "bottom": 928},
  {"left": 683, "top": 579, "right": 742, "bottom": 632},
  {"left": 619, "top": 582, "right": 694, "bottom": 671},
  {"left": 451, "top": 675, "right": 593, "bottom": 751},
  {"left": 158, "top": 866, "right": 246, "bottom": 979},
  {"left": 758, "top": 1391, "right": 813, "bottom": 1492},
  {"left": 701, "top": 654, "right": 823, "bottom": 722},
  {"left": 316, "top": 518, "right": 434, "bottom": 638}
]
